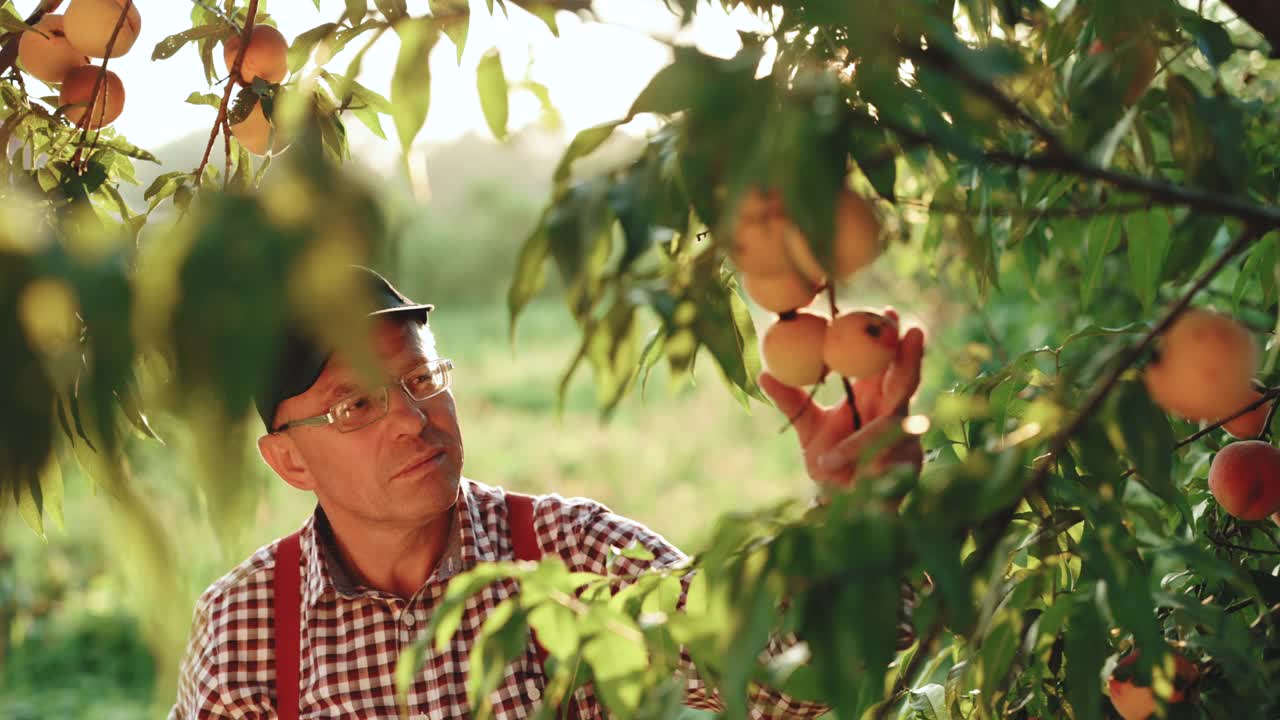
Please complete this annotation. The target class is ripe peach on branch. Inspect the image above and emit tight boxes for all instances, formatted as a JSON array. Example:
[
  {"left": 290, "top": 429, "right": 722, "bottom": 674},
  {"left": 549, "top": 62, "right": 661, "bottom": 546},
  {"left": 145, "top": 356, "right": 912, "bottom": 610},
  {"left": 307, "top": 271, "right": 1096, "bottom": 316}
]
[
  {"left": 63, "top": 0, "right": 141, "bottom": 59},
  {"left": 17, "top": 14, "right": 87, "bottom": 84},
  {"left": 223, "top": 25, "right": 289, "bottom": 86},
  {"left": 1143, "top": 308, "right": 1257, "bottom": 422},
  {"left": 1208, "top": 440, "right": 1280, "bottom": 521}
]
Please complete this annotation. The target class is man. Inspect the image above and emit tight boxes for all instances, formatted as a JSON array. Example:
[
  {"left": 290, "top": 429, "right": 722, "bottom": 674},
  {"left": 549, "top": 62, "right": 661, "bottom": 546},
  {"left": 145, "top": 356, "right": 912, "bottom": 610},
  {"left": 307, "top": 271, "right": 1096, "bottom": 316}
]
[{"left": 168, "top": 266, "right": 925, "bottom": 719}]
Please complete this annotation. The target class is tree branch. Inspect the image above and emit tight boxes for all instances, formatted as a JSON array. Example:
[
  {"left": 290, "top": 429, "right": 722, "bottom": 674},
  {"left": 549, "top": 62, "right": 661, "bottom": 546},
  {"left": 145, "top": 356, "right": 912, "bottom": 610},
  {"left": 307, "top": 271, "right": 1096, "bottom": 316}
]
[
  {"left": 968, "top": 225, "right": 1264, "bottom": 576},
  {"left": 195, "top": 0, "right": 260, "bottom": 186},
  {"left": 1120, "top": 386, "right": 1280, "bottom": 479},
  {"left": 1220, "top": 0, "right": 1280, "bottom": 57},
  {"left": 69, "top": 0, "right": 134, "bottom": 172}
]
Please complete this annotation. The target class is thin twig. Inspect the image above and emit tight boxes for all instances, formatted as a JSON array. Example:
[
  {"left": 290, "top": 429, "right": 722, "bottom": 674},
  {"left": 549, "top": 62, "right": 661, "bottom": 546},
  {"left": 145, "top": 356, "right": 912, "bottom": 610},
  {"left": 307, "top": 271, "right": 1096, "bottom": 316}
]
[
  {"left": 873, "top": 619, "right": 945, "bottom": 720},
  {"left": 1120, "top": 387, "right": 1280, "bottom": 479},
  {"left": 898, "top": 198, "right": 1159, "bottom": 219},
  {"left": 825, "top": 284, "right": 862, "bottom": 430},
  {"left": 195, "top": 0, "right": 260, "bottom": 186},
  {"left": 865, "top": 112, "right": 1280, "bottom": 231},
  {"left": 65, "top": 0, "right": 134, "bottom": 173},
  {"left": 908, "top": 44, "right": 1064, "bottom": 156},
  {"left": 1261, "top": 394, "right": 1280, "bottom": 442}
]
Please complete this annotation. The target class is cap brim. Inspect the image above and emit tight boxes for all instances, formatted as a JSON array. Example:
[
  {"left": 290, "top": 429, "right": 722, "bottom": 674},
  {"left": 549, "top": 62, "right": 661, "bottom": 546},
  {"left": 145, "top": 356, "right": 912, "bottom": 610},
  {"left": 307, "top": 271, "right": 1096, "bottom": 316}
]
[{"left": 370, "top": 303, "right": 434, "bottom": 317}]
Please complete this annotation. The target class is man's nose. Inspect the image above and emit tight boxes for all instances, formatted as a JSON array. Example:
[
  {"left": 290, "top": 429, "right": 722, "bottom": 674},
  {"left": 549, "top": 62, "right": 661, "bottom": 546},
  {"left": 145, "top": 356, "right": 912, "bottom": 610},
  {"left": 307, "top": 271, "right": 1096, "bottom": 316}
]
[{"left": 385, "top": 384, "right": 429, "bottom": 433}]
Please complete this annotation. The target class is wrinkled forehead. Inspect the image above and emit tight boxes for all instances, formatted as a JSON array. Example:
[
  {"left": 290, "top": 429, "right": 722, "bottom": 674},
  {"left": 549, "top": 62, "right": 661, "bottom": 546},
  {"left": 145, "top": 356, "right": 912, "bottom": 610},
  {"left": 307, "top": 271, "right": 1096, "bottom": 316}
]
[{"left": 317, "top": 319, "right": 436, "bottom": 389}]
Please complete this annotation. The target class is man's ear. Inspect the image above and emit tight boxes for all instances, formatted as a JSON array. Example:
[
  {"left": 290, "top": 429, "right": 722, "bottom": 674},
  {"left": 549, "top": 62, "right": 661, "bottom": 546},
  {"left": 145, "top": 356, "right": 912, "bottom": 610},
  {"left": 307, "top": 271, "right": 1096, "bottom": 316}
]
[{"left": 258, "top": 433, "right": 315, "bottom": 492}]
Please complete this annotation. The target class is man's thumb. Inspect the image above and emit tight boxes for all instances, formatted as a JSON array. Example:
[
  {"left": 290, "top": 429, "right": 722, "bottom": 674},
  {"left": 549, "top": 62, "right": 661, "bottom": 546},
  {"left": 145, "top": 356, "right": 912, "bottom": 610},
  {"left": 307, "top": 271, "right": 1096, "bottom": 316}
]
[{"left": 758, "top": 371, "right": 818, "bottom": 441}]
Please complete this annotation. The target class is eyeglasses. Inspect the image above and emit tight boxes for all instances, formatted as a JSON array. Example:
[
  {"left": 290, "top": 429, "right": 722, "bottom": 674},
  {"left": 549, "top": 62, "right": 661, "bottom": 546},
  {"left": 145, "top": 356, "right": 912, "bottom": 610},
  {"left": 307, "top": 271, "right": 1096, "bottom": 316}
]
[{"left": 272, "top": 358, "right": 455, "bottom": 434}]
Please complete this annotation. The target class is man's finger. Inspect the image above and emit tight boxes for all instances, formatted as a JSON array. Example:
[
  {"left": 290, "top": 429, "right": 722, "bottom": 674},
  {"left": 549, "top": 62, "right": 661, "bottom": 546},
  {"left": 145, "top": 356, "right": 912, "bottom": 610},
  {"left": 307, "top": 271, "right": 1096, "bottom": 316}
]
[
  {"left": 882, "top": 326, "right": 925, "bottom": 415},
  {"left": 816, "top": 413, "right": 900, "bottom": 472},
  {"left": 758, "top": 371, "right": 820, "bottom": 444}
]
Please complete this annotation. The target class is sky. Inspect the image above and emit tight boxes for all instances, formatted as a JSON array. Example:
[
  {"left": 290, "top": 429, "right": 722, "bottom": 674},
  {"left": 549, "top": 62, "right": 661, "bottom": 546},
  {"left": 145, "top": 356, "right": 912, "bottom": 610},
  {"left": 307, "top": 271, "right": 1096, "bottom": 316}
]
[{"left": 19, "top": 0, "right": 771, "bottom": 157}]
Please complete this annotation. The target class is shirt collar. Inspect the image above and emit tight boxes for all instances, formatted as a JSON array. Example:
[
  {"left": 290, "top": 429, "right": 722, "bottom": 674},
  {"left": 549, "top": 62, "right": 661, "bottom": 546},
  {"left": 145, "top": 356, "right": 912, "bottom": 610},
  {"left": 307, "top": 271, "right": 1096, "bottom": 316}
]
[{"left": 302, "top": 480, "right": 478, "bottom": 606}]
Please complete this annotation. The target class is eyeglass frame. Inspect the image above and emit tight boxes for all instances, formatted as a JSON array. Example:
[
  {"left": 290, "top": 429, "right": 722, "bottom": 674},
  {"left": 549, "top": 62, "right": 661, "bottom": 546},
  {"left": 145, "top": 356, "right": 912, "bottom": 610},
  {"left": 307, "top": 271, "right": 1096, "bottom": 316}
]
[{"left": 270, "top": 358, "right": 455, "bottom": 434}]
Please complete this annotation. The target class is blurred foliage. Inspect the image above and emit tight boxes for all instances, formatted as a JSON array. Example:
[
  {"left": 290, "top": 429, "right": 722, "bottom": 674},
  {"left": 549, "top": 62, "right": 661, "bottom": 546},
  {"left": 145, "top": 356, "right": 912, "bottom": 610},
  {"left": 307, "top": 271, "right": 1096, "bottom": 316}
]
[{"left": 2, "top": 0, "right": 1280, "bottom": 718}]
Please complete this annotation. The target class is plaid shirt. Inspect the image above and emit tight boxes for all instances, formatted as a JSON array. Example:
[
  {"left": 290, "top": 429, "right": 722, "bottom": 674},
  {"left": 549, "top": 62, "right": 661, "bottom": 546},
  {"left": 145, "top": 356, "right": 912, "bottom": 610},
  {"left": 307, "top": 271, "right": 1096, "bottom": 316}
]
[{"left": 168, "top": 478, "right": 828, "bottom": 719}]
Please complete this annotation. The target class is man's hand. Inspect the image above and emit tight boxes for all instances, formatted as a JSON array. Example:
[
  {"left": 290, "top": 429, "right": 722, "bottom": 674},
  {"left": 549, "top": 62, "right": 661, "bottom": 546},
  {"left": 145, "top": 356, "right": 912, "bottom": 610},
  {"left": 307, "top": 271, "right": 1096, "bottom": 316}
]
[{"left": 759, "top": 308, "right": 926, "bottom": 487}]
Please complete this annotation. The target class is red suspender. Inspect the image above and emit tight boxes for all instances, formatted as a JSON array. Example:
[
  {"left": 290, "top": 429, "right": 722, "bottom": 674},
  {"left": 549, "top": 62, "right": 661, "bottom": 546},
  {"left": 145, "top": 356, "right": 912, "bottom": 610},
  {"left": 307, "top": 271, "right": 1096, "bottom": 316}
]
[
  {"left": 506, "top": 493, "right": 551, "bottom": 667},
  {"left": 506, "top": 492, "right": 581, "bottom": 720},
  {"left": 272, "top": 499, "right": 574, "bottom": 720},
  {"left": 273, "top": 531, "right": 302, "bottom": 720}
]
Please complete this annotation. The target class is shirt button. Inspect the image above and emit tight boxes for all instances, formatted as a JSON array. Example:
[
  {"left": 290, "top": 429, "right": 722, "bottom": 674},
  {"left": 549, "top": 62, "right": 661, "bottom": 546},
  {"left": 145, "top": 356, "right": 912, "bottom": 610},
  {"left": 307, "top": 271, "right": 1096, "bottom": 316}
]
[
  {"left": 402, "top": 612, "right": 416, "bottom": 627},
  {"left": 527, "top": 681, "right": 541, "bottom": 702}
]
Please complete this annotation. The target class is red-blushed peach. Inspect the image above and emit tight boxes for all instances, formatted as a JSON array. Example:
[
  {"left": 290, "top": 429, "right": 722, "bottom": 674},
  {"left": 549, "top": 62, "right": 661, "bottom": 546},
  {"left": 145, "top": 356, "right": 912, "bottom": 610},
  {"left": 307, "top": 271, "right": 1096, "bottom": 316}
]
[
  {"left": 59, "top": 65, "right": 124, "bottom": 129},
  {"left": 223, "top": 25, "right": 289, "bottom": 86},
  {"left": 18, "top": 14, "right": 88, "bottom": 84},
  {"left": 823, "top": 310, "right": 899, "bottom": 380},
  {"left": 761, "top": 311, "right": 828, "bottom": 388},
  {"left": 1144, "top": 308, "right": 1257, "bottom": 422},
  {"left": 63, "top": 0, "right": 141, "bottom": 59},
  {"left": 1208, "top": 440, "right": 1280, "bottom": 521}
]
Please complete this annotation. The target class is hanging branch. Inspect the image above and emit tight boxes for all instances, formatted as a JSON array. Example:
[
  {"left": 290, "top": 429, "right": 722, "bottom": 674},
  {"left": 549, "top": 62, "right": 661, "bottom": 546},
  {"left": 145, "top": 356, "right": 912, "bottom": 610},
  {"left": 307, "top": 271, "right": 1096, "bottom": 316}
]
[
  {"left": 194, "top": 0, "right": 260, "bottom": 186},
  {"left": 68, "top": 0, "right": 135, "bottom": 173},
  {"left": 965, "top": 225, "right": 1264, "bottom": 579},
  {"left": 825, "top": 284, "right": 862, "bottom": 430},
  {"left": 1119, "top": 387, "right": 1280, "bottom": 480}
]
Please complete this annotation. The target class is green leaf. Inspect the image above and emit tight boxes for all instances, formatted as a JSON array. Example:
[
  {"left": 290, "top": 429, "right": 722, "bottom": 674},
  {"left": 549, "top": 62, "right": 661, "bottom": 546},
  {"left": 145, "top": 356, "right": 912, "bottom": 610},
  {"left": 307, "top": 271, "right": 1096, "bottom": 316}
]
[
  {"left": 374, "top": 0, "right": 408, "bottom": 21},
  {"left": 525, "top": 2, "right": 560, "bottom": 36},
  {"left": 1063, "top": 595, "right": 1105, "bottom": 720},
  {"left": 476, "top": 49, "right": 508, "bottom": 141},
  {"left": 16, "top": 472, "right": 43, "bottom": 539},
  {"left": 391, "top": 18, "right": 438, "bottom": 152},
  {"left": 152, "top": 24, "right": 229, "bottom": 61},
  {"left": 507, "top": 220, "right": 551, "bottom": 343},
  {"left": 1108, "top": 382, "right": 1188, "bottom": 522},
  {"left": 0, "top": 12, "right": 32, "bottom": 35},
  {"left": 528, "top": 601, "right": 581, "bottom": 660},
  {"left": 1124, "top": 208, "right": 1172, "bottom": 310},
  {"left": 185, "top": 92, "right": 222, "bottom": 109},
  {"left": 1081, "top": 215, "right": 1119, "bottom": 310},
  {"left": 430, "top": 0, "right": 470, "bottom": 61},
  {"left": 344, "top": 0, "right": 367, "bottom": 25},
  {"left": 907, "top": 684, "right": 949, "bottom": 720},
  {"left": 288, "top": 22, "right": 340, "bottom": 72},
  {"left": 581, "top": 626, "right": 647, "bottom": 715},
  {"left": 1179, "top": 14, "right": 1234, "bottom": 68},
  {"left": 553, "top": 122, "right": 620, "bottom": 185},
  {"left": 627, "top": 50, "right": 718, "bottom": 118}
]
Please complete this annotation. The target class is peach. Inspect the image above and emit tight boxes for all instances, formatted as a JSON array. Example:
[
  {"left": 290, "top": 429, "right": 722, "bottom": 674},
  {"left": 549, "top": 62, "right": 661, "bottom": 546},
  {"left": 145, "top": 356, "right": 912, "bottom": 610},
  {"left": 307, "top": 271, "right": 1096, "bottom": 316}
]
[
  {"left": 223, "top": 25, "right": 289, "bottom": 86},
  {"left": 1089, "top": 36, "right": 1158, "bottom": 106},
  {"left": 761, "top": 311, "right": 828, "bottom": 388},
  {"left": 1143, "top": 308, "right": 1258, "bottom": 422},
  {"left": 229, "top": 99, "right": 287, "bottom": 156},
  {"left": 741, "top": 270, "right": 820, "bottom": 313},
  {"left": 823, "top": 310, "right": 899, "bottom": 380},
  {"left": 1108, "top": 651, "right": 1198, "bottom": 720},
  {"left": 18, "top": 14, "right": 88, "bottom": 85},
  {"left": 1208, "top": 440, "right": 1280, "bottom": 521},
  {"left": 786, "top": 190, "right": 883, "bottom": 284},
  {"left": 63, "top": 0, "right": 141, "bottom": 59},
  {"left": 59, "top": 65, "right": 124, "bottom": 129},
  {"left": 1224, "top": 390, "right": 1272, "bottom": 440},
  {"left": 730, "top": 187, "right": 790, "bottom": 276},
  {"left": 1089, "top": 34, "right": 1158, "bottom": 106}
]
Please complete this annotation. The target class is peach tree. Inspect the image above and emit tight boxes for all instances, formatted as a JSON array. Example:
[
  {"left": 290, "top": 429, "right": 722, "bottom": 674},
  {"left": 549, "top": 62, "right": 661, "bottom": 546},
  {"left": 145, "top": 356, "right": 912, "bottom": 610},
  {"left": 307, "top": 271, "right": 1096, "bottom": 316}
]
[{"left": 3, "top": 0, "right": 1280, "bottom": 718}]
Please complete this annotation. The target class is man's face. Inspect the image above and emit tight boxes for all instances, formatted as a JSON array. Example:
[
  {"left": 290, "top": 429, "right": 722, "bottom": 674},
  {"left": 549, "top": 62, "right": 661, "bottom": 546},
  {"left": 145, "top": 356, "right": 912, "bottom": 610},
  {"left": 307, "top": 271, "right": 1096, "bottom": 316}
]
[{"left": 265, "top": 317, "right": 464, "bottom": 529}]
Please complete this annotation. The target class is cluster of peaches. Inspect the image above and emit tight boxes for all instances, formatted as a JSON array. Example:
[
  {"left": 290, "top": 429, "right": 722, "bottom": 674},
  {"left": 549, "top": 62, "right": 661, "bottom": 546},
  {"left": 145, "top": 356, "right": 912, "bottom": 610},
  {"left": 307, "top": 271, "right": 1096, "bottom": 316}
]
[
  {"left": 729, "top": 186, "right": 894, "bottom": 388},
  {"left": 19, "top": 0, "right": 289, "bottom": 155},
  {"left": 1143, "top": 307, "right": 1279, "bottom": 524}
]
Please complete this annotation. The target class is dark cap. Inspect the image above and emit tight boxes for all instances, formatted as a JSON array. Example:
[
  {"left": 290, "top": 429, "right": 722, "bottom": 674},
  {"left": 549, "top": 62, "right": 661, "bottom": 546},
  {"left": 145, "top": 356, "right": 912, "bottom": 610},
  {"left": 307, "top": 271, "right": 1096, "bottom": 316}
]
[{"left": 255, "top": 266, "right": 433, "bottom": 431}]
